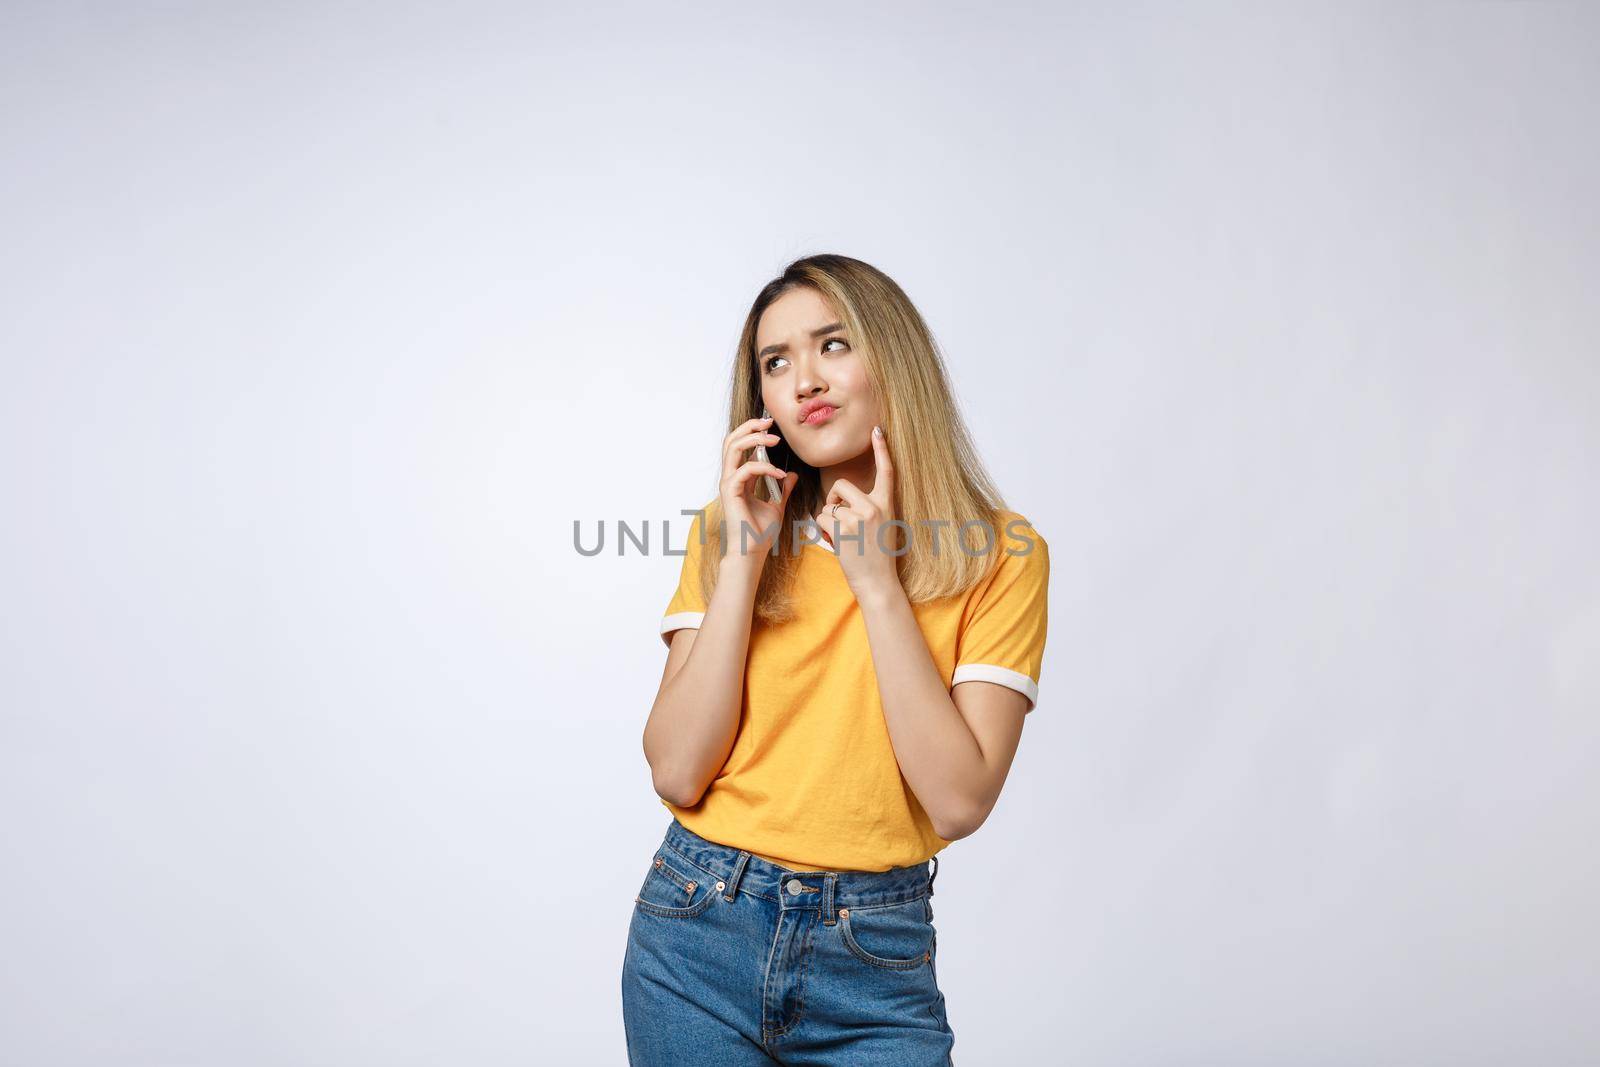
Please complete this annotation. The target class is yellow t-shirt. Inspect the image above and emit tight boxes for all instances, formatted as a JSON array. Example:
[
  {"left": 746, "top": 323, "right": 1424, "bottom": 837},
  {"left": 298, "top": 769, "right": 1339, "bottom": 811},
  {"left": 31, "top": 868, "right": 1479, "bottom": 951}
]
[{"left": 656, "top": 502, "right": 1049, "bottom": 873}]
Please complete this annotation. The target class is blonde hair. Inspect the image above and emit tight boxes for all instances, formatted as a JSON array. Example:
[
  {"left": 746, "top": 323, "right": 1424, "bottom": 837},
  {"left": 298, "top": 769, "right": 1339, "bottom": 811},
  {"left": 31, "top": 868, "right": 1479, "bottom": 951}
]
[{"left": 697, "top": 253, "right": 1017, "bottom": 625}]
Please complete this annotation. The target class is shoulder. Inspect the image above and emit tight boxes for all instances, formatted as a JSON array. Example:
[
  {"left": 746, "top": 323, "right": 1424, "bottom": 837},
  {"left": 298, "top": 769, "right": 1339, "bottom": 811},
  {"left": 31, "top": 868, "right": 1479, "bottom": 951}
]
[
  {"left": 681, "top": 497, "right": 720, "bottom": 535},
  {"left": 990, "top": 510, "right": 1047, "bottom": 558},
  {"left": 955, "top": 509, "right": 1047, "bottom": 605},
  {"left": 986, "top": 512, "right": 1048, "bottom": 599}
]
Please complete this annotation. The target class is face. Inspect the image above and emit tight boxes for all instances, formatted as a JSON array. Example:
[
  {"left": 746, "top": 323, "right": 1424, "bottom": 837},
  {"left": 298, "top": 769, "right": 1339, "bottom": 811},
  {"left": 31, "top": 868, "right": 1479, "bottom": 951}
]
[{"left": 754, "top": 287, "right": 882, "bottom": 469}]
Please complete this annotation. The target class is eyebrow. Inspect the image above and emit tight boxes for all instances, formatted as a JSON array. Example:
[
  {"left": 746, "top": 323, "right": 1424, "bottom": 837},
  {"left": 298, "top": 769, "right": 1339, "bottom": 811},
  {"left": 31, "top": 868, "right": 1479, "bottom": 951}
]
[{"left": 757, "top": 322, "right": 845, "bottom": 360}]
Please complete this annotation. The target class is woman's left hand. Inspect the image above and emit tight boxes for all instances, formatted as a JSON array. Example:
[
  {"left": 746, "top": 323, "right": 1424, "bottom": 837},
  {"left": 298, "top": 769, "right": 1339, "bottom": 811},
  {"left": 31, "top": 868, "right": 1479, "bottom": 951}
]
[{"left": 823, "top": 425, "right": 904, "bottom": 602}]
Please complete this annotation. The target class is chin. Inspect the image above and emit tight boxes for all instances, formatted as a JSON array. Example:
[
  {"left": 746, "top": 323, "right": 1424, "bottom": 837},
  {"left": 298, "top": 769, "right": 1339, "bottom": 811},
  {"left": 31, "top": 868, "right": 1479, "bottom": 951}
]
[{"left": 793, "top": 429, "right": 867, "bottom": 467}]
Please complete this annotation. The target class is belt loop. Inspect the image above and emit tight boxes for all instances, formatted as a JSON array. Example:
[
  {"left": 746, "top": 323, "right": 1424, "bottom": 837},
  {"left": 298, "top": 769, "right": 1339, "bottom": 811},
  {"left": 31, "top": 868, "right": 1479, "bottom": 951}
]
[
  {"left": 822, "top": 873, "right": 837, "bottom": 925},
  {"left": 928, "top": 854, "right": 939, "bottom": 897},
  {"left": 723, "top": 850, "right": 751, "bottom": 901}
]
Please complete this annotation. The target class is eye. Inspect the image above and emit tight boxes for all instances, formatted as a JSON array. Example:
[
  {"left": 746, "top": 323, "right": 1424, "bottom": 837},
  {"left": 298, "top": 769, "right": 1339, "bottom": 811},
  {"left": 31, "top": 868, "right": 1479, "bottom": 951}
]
[{"left": 762, "top": 337, "right": 848, "bottom": 374}]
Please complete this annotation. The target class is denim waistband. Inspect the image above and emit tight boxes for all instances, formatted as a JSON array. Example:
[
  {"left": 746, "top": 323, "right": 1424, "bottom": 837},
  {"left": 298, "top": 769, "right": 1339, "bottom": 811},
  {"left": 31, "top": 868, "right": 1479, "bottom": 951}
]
[{"left": 659, "top": 818, "right": 939, "bottom": 921}]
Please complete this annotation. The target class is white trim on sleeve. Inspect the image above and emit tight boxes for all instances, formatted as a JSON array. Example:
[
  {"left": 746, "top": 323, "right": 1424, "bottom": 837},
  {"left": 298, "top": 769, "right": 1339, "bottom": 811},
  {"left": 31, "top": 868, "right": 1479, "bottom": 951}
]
[
  {"left": 951, "top": 662, "right": 1038, "bottom": 712},
  {"left": 660, "top": 611, "right": 706, "bottom": 647}
]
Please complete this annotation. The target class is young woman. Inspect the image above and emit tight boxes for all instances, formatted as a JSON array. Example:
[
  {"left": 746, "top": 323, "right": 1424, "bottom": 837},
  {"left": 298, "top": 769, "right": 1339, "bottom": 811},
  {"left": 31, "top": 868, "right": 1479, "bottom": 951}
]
[{"left": 621, "top": 254, "right": 1050, "bottom": 1066}]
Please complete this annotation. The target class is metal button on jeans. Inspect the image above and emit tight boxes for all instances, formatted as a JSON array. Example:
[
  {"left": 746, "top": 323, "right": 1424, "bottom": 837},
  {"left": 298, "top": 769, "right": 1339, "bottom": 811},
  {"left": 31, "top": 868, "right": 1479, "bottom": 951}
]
[{"left": 786, "top": 878, "right": 803, "bottom": 895}]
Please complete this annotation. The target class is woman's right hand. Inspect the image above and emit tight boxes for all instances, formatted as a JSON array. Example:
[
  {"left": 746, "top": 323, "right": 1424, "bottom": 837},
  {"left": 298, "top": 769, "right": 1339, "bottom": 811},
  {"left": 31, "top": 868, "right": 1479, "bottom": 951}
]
[{"left": 718, "top": 415, "right": 798, "bottom": 564}]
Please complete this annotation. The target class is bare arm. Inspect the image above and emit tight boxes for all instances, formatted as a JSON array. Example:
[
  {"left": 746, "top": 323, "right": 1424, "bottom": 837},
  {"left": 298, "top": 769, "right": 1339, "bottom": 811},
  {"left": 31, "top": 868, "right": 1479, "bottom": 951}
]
[
  {"left": 642, "top": 413, "right": 798, "bottom": 807},
  {"left": 856, "top": 582, "right": 1028, "bottom": 840},
  {"left": 821, "top": 424, "right": 1030, "bottom": 840},
  {"left": 642, "top": 554, "right": 764, "bottom": 806}
]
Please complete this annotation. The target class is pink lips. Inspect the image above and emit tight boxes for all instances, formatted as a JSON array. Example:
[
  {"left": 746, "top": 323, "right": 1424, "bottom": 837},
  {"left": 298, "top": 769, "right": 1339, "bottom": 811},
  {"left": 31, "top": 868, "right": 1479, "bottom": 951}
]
[{"left": 801, "top": 405, "right": 838, "bottom": 426}]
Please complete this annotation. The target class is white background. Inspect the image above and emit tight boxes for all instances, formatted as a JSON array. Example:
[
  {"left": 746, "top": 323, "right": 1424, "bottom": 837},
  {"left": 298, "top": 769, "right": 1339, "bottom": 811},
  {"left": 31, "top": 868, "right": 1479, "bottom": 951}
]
[{"left": 2, "top": 2, "right": 1597, "bottom": 1064}]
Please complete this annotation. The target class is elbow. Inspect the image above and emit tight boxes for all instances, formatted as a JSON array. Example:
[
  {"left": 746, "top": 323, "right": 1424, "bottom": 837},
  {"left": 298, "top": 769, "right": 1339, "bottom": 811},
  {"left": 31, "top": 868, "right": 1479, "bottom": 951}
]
[
  {"left": 932, "top": 803, "right": 985, "bottom": 843},
  {"left": 651, "top": 768, "right": 704, "bottom": 809},
  {"left": 933, "top": 819, "right": 976, "bottom": 843},
  {"left": 643, "top": 730, "right": 703, "bottom": 807}
]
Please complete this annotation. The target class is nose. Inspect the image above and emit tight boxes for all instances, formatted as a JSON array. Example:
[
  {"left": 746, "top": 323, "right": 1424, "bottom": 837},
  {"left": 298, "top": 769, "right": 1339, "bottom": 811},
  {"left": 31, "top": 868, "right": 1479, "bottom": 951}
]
[
  {"left": 790, "top": 349, "right": 830, "bottom": 401},
  {"left": 794, "top": 372, "right": 827, "bottom": 402}
]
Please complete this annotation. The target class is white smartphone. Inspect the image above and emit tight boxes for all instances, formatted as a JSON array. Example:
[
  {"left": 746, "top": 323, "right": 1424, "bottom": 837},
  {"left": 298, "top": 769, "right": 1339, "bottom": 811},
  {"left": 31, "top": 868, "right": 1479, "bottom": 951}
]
[{"left": 752, "top": 406, "right": 784, "bottom": 503}]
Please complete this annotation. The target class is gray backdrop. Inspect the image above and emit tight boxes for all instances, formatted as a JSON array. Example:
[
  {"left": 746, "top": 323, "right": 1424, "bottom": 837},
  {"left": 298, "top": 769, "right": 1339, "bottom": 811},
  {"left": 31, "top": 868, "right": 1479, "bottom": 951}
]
[{"left": 2, "top": 2, "right": 1596, "bottom": 1064}]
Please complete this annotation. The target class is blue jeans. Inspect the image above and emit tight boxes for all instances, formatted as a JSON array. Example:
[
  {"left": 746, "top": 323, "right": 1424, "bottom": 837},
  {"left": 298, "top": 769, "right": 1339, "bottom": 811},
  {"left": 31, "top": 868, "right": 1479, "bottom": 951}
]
[{"left": 621, "top": 818, "right": 955, "bottom": 1065}]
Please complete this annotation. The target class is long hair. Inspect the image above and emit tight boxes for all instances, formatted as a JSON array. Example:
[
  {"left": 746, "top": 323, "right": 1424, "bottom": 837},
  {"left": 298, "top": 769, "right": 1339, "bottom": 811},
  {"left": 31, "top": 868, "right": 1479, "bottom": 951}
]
[{"left": 696, "top": 253, "right": 1014, "bottom": 625}]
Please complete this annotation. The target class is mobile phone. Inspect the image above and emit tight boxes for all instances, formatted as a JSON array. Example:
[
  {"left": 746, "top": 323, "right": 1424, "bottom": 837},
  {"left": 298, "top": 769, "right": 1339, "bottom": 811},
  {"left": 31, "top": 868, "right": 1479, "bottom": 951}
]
[{"left": 752, "top": 406, "right": 784, "bottom": 503}]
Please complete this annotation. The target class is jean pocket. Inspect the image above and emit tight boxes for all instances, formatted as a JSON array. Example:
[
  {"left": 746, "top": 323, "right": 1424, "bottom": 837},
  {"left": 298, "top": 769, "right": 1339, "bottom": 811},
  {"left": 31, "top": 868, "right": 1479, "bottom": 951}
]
[
  {"left": 634, "top": 849, "right": 719, "bottom": 918},
  {"left": 838, "top": 895, "right": 934, "bottom": 970}
]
